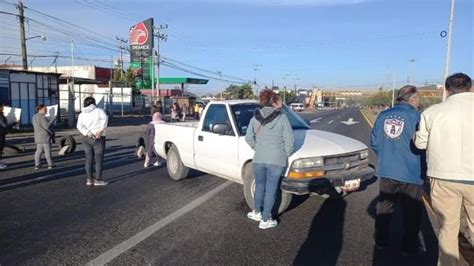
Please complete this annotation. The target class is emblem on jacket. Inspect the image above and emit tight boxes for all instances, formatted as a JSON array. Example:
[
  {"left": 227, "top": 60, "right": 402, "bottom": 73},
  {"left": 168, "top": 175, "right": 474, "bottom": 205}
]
[{"left": 383, "top": 117, "right": 404, "bottom": 139}]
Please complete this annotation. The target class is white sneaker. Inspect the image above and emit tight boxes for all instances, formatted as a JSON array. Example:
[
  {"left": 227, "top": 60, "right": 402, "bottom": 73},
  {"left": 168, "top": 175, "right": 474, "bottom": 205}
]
[
  {"left": 247, "top": 210, "right": 262, "bottom": 222},
  {"left": 259, "top": 219, "right": 278, "bottom": 229},
  {"left": 94, "top": 180, "right": 109, "bottom": 186},
  {"left": 0, "top": 163, "right": 7, "bottom": 169},
  {"left": 153, "top": 161, "right": 162, "bottom": 167}
]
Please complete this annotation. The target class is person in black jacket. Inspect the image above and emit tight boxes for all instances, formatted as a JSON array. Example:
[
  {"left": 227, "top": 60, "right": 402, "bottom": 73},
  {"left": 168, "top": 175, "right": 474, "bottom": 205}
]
[{"left": 0, "top": 103, "right": 17, "bottom": 169}]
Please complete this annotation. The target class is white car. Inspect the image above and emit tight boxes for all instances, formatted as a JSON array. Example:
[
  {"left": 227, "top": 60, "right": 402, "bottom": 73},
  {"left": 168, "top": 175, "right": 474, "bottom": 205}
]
[
  {"left": 153, "top": 100, "right": 374, "bottom": 213},
  {"left": 290, "top": 103, "right": 305, "bottom": 112}
]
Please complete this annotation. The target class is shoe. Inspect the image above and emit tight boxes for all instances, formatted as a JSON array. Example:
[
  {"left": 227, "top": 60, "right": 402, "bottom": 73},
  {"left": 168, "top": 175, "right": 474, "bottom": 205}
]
[
  {"left": 86, "top": 179, "right": 94, "bottom": 186},
  {"left": 259, "top": 219, "right": 278, "bottom": 229},
  {"left": 48, "top": 164, "right": 55, "bottom": 169},
  {"left": 153, "top": 161, "right": 162, "bottom": 167},
  {"left": 94, "top": 180, "right": 109, "bottom": 186},
  {"left": 247, "top": 210, "right": 262, "bottom": 222},
  {"left": 144, "top": 163, "right": 149, "bottom": 168},
  {"left": 0, "top": 163, "right": 7, "bottom": 170},
  {"left": 34, "top": 165, "right": 41, "bottom": 170}
]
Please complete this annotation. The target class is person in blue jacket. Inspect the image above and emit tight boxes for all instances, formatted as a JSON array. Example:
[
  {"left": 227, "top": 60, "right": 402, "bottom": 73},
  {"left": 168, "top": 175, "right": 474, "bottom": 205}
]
[{"left": 370, "top": 85, "right": 426, "bottom": 256}]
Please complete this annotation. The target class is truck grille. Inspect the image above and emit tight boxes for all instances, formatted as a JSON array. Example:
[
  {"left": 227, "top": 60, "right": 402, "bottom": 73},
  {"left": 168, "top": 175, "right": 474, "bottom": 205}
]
[
  {"left": 324, "top": 152, "right": 367, "bottom": 177},
  {"left": 324, "top": 153, "right": 360, "bottom": 166}
]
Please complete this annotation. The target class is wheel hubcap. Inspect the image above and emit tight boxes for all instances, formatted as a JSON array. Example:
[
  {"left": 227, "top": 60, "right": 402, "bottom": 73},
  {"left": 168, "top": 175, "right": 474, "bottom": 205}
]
[{"left": 168, "top": 151, "right": 179, "bottom": 174}]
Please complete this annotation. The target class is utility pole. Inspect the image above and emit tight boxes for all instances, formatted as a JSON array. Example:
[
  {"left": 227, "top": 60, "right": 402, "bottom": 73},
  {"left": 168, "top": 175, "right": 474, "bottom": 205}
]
[
  {"left": 391, "top": 72, "right": 396, "bottom": 107},
  {"left": 154, "top": 24, "right": 168, "bottom": 104},
  {"left": 116, "top": 37, "right": 127, "bottom": 117},
  {"left": 443, "top": 0, "right": 455, "bottom": 101},
  {"left": 253, "top": 64, "right": 261, "bottom": 97},
  {"left": 17, "top": 0, "right": 27, "bottom": 70},
  {"left": 68, "top": 41, "right": 75, "bottom": 128},
  {"left": 217, "top": 71, "right": 223, "bottom": 100}
]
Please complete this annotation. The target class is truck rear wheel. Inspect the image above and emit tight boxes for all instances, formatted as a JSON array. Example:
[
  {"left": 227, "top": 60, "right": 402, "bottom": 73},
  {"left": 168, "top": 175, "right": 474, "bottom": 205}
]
[
  {"left": 166, "top": 144, "right": 189, "bottom": 181},
  {"left": 243, "top": 163, "right": 292, "bottom": 215}
]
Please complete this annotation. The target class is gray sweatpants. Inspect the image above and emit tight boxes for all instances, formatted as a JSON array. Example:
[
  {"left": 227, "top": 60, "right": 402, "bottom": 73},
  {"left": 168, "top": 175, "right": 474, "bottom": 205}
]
[{"left": 35, "top": 143, "right": 53, "bottom": 166}]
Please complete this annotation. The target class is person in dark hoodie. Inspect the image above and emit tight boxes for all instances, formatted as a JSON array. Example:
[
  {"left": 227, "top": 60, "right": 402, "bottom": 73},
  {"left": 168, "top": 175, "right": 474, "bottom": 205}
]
[
  {"left": 32, "top": 104, "right": 56, "bottom": 170},
  {"left": 245, "top": 89, "right": 294, "bottom": 229},
  {"left": 0, "top": 103, "right": 17, "bottom": 170},
  {"left": 76, "top": 97, "right": 109, "bottom": 186}
]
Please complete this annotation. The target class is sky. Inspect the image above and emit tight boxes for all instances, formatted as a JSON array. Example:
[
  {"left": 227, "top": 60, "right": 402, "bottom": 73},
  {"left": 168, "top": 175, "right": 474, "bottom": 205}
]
[{"left": 0, "top": 0, "right": 472, "bottom": 94}]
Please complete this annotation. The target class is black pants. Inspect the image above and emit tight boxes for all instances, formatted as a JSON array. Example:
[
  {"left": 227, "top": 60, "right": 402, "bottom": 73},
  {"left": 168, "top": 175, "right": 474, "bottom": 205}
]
[
  {"left": 0, "top": 134, "right": 5, "bottom": 160},
  {"left": 375, "top": 177, "right": 423, "bottom": 251},
  {"left": 82, "top": 136, "right": 105, "bottom": 180}
]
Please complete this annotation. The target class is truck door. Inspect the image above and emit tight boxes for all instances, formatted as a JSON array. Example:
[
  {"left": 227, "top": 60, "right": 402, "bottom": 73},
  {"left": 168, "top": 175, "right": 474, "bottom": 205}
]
[{"left": 194, "top": 104, "right": 240, "bottom": 179}]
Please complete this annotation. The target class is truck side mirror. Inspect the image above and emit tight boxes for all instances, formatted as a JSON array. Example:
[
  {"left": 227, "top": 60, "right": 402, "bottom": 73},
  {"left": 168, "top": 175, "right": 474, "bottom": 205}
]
[{"left": 212, "top": 123, "right": 230, "bottom": 135}]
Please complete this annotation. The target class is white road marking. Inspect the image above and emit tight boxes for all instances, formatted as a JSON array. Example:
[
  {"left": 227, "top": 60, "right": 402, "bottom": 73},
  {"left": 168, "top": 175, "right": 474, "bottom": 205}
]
[
  {"left": 340, "top": 118, "right": 360, "bottom": 125},
  {"left": 328, "top": 120, "right": 334, "bottom": 124},
  {"left": 310, "top": 118, "right": 322, "bottom": 124},
  {"left": 88, "top": 181, "right": 232, "bottom": 266}
]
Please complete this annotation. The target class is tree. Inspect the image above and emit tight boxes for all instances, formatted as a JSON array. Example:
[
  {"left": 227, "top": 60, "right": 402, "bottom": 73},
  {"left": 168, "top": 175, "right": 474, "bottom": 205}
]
[
  {"left": 367, "top": 91, "right": 392, "bottom": 107},
  {"left": 222, "top": 83, "right": 254, "bottom": 100}
]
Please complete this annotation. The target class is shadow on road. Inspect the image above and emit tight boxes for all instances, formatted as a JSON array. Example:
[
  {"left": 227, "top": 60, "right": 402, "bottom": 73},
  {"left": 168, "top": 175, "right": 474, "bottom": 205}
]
[{"left": 293, "top": 198, "right": 346, "bottom": 265}]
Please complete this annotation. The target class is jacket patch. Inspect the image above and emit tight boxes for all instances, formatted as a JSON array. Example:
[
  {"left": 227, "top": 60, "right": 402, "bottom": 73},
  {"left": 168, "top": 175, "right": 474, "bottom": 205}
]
[{"left": 384, "top": 116, "right": 405, "bottom": 139}]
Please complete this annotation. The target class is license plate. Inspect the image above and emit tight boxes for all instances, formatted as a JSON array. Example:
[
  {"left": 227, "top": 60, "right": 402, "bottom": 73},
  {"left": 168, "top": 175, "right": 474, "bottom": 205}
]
[{"left": 342, "top": 178, "right": 360, "bottom": 191}]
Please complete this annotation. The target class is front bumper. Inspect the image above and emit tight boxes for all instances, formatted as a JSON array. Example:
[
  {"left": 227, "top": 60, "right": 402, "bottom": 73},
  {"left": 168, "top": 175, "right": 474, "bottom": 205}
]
[{"left": 281, "top": 167, "right": 375, "bottom": 195}]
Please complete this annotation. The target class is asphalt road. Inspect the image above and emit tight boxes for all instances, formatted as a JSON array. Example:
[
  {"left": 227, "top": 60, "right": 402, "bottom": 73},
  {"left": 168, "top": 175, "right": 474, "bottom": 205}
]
[{"left": 0, "top": 108, "right": 439, "bottom": 265}]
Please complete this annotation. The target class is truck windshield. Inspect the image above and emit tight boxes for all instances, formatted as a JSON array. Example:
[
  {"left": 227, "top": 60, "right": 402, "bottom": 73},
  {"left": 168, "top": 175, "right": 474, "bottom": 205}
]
[{"left": 230, "top": 103, "right": 310, "bottom": 136}]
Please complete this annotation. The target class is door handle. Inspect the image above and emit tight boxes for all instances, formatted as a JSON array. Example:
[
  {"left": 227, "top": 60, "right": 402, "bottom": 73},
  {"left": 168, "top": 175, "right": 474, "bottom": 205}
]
[{"left": 198, "top": 136, "right": 203, "bottom": 141}]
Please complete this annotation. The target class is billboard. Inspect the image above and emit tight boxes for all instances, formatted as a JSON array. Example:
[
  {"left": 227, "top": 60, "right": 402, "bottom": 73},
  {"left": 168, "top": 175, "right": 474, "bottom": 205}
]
[{"left": 129, "top": 18, "right": 154, "bottom": 89}]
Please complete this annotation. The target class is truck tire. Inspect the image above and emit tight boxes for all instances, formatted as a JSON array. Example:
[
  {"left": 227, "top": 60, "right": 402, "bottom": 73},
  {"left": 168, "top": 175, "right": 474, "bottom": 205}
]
[
  {"left": 242, "top": 164, "right": 292, "bottom": 215},
  {"left": 166, "top": 144, "right": 189, "bottom": 181},
  {"left": 59, "top": 135, "right": 76, "bottom": 154}
]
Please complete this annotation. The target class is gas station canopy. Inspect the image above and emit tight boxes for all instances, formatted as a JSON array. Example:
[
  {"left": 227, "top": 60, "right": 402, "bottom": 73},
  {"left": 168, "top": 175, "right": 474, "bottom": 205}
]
[{"left": 158, "top": 77, "right": 208, "bottom": 85}]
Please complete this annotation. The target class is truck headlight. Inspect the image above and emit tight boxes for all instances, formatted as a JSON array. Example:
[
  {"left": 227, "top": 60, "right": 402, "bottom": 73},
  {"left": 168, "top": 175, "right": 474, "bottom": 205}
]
[
  {"left": 291, "top": 157, "right": 324, "bottom": 169},
  {"left": 360, "top": 150, "right": 369, "bottom": 160}
]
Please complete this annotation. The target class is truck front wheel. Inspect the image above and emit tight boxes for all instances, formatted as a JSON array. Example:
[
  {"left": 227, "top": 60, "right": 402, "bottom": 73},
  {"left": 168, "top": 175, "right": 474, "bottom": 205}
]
[
  {"left": 243, "top": 164, "right": 292, "bottom": 215},
  {"left": 166, "top": 145, "right": 189, "bottom": 181}
]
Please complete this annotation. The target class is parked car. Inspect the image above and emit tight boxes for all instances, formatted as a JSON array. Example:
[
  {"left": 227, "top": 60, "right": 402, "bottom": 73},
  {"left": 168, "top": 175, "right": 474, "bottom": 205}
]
[
  {"left": 290, "top": 103, "right": 305, "bottom": 112},
  {"left": 153, "top": 100, "right": 374, "bottom": 213}
]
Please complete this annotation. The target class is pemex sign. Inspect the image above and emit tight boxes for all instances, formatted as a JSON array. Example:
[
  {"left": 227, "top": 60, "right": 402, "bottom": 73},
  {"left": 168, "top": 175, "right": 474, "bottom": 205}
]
[{"left": 129, "top": 18, "right": 154, "bottom": 89}]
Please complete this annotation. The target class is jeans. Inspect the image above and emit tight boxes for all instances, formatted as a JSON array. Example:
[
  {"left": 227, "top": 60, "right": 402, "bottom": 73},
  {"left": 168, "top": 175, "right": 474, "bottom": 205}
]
[
  {"left": 83, "top": 136, "right": 106, "bottom": 180},
  {"left": 253, "top": 163, "right": 286, "bottom": 221},
  {"left": 34, "top": 143, "right": 53, "bottom": 166},
  {"left": 375, "top": 177, "right": 423, "bottom": 251}
]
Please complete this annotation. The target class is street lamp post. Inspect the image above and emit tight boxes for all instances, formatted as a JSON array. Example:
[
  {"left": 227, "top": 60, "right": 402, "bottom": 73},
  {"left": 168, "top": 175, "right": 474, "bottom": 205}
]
[{"left": 443, "top": 0, "right": 455, "bottom": 101}]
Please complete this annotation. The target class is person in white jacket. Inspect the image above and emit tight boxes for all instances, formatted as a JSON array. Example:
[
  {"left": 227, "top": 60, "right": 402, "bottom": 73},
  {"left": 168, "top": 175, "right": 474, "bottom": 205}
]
[
  {"left": 76, "top": 97, "right": 109, "bottom": 186},
  {"left": 415, "top": 73, "right": 473, "bottom": 266}
]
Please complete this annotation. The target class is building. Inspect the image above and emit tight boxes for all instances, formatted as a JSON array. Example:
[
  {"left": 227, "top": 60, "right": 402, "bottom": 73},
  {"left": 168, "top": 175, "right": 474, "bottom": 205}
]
[{"left": 0, "top": 69, "right": 61, "bottom": 125}]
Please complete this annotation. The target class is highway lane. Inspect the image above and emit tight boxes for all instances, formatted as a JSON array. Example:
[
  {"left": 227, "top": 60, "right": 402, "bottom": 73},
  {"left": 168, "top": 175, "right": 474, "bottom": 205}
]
[{"left": 0, "top": 108, "right": 438, "bottom": 265}]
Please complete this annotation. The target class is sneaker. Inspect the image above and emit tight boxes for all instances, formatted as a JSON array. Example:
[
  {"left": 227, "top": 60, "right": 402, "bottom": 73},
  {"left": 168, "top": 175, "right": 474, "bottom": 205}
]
[
  {"left": 94, "top": 180, "right": 109, "bottom": 186},
  {"left": 259, "top": 219, "right": 278, "bottom": 229},
  {"left": 86, "top": 179, "right": 94, "bottom": 186},
  {"left": 144, "top": 163, "right": 149, "bottom": 168},
  {"left": 34, "top": 165, "right": 41, "bottom": 170},
  {"left": 0, "top": 163, "right": 7, "bottom": 170},
  {"left": 247, "top": 210, "right": 262, "bottom": 222},
  {"left": 48, "top": 164, "right": 55, "bottom": 169},
  {"left": 153, "top": 161, "right": 162, "bottom": 167}
]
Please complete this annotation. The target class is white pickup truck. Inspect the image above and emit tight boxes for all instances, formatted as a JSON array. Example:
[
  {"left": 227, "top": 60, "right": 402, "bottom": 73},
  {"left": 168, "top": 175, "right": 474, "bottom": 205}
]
[{"left": 154, "top": 100, "right": 374, "bottom": 213}]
